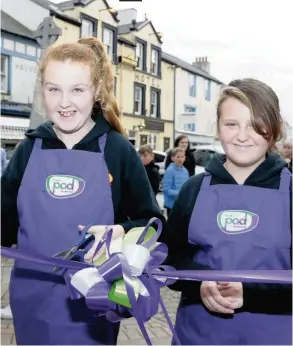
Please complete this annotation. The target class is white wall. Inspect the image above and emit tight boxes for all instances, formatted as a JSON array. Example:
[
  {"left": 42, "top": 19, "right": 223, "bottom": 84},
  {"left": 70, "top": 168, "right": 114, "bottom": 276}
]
[
  {"left": 2, "top": 0, "right": 49, "bottom": 31},
  {"left": 11, "top": 57, "right": 37, "bottom": 103},
  {"left": 175, "top": 68, "right": 221, "bottom": 136}
]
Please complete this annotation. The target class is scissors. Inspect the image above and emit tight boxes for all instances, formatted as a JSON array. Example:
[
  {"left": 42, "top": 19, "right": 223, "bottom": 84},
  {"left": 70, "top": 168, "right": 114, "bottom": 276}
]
[{"left": 52, "top": 225, "right": 94, "bottom": 273}]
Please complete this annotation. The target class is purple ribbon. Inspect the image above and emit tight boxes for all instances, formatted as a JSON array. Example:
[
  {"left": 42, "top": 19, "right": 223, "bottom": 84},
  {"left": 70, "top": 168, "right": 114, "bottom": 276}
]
[{"left": 1, "top": 217, "right": 292, "bottom": 346}]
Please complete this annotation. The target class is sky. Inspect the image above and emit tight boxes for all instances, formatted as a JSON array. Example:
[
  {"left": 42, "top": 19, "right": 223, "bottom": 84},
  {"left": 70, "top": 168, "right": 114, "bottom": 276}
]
[{"left": 52, "top": 0, "right": 293, "bottom": 126}]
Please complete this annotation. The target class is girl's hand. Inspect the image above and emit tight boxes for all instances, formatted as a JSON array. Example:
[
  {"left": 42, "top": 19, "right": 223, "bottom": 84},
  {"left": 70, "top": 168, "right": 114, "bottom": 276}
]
[
  {"left": 200, "top": 281, "right": 235, "bottom": 314},
  {"left": 78, "top": 224, "right": 124, "bottom": 263},
  {"left": 217, "top": 282, "right": 244, "bottom": 309}
]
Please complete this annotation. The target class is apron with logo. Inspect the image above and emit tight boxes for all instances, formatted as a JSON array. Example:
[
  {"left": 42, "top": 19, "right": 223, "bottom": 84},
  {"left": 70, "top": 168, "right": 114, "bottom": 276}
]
[
  {"left": 10, "top": 135, "right": 120, "bottom": 345},
  {"left": 174, "top": 168, "right": 292, "bottom": 345}
]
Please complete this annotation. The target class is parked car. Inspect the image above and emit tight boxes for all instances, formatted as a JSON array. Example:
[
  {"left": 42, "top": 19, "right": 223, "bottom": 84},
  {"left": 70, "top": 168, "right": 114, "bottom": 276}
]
[{"left": 193, "top": 144, "right": 224, "bottom": 175}]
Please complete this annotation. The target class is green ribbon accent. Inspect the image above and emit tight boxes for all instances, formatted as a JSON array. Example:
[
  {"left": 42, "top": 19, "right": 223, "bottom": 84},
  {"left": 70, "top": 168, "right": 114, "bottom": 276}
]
[
  {"left": 108, "top": 277, "right": 140, "bottom": 308},
  {"left": 107, "top": 226, "right": 157, "bottom": 308},
  {"left": 93, "top": 226, "right": 157, "bottom": 266}
]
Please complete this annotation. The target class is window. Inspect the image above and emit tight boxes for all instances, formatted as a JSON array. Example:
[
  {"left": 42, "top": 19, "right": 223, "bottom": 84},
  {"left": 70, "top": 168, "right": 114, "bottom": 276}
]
[
  {"left": 150, "top": 90, "right": 158, "bottom": 118},
  {"left": 148, "top": 133, "right": 158, "bottom": 150},
  {"left": 184, "top": 105, "right": 197, "bottom": 113},
  {"left": 134, "top": 84, "right": 145, "bottom": 116},
  {"left": 1, "top": 55, "right": 9, "bottom": 94},
  {"left": 150, "top": 88, "right": 160, "bottom": 118},
  {"left": 114, "top": 76, "right": 117, "bottom": 96},
  {"left": 103, "top": 27, "right": 113, "bottom": 58},
  {"left": 81, "top": 19, "right": 94, "bottom": 37},
  {"left": 189, "top": 74, "right": 196, "bottom": 97},
  {"left": 205, "top": 80, "right": 211, "bottom": 101},
  {"left": 164, "top": 137, "right": 170, "bottom": 152},
  {"left": 151, "top": 49, "right": 158, "bottom": 75},
  {"left": 184, "top": 123, "right": 196, "bottom": 132},
  {"left": 140, "top": 135, "right": 148, "bottom": 146},
  {"left": 136, "top": 42, "right": 144, "bottom": 70}
]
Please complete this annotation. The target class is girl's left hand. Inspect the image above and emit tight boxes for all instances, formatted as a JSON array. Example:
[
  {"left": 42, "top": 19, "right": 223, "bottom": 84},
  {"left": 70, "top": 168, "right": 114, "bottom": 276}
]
[
  {"left": 78, "top": 224, "right": 125, "bottom": 263},
  {"left": 217, "top": 282, "right": 244, "bottom": 309}
]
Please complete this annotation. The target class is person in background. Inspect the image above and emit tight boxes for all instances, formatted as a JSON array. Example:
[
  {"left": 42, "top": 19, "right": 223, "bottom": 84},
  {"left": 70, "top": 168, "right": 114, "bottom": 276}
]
[
  {"left": 163, "top": 147, "right": 189, "bottom": 217},
  {"left": 282, "top": 140, "right": 292, "bottom": 172},
  {"left": 138, "top": 144, "right": 161, "bottom": 196},
  {"left": 1, "top": 37, "right": 164, "bottom": 345},
  {"left": 163, "top": 78, "right": 292, "bottom": 345},
  {"left": 165, "top": 135, "right": 195, "bottom": 176},
  {"left": 1, "top": 147, "right": 7, "bottom": 176}
]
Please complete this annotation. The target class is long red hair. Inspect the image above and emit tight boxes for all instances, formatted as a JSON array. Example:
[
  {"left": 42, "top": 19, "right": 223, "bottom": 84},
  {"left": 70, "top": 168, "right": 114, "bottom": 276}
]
[{"left": 39, "top": 37, "right": 125, "bottom": 135}]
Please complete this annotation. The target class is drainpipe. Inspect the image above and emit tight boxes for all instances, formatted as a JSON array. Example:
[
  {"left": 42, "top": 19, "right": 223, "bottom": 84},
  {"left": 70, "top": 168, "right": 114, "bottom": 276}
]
[{"left": 172, "top": 65, "right": 176, "bottom": 145}]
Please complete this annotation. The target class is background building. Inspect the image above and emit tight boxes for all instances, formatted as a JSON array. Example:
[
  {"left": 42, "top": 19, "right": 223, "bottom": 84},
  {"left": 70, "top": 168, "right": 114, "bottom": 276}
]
[
  {"left": 162, "top": 53, "right": 223, "bottom": 146},
  {"left": 1, "top": 11, "right": 40, "bottom": 158}
]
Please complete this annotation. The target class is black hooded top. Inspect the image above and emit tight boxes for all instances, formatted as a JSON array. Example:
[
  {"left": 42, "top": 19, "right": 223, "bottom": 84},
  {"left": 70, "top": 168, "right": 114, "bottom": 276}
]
[
  {"left": 165, "top": 137, "right": 196, "bottom": 177},
  {"left": 1, "top": 114, "right": 165, "bottom": 247},
  {"left": 161, "top": 153, "right": 292, "bottom": 314}
]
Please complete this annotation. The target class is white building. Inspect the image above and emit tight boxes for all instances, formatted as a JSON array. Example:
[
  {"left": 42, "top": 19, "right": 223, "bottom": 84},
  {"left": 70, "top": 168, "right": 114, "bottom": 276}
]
[
  {"left": 1, "top": 10, "right": 41, "bottom": 157},
  {"left": 162, "top": 53, "right": 223, "bottom": 146}
]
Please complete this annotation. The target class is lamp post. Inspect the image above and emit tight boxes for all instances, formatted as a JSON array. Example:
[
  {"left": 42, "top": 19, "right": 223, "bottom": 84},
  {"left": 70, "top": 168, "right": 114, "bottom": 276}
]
[{"left": 29, "top": 17, "right": 62, "bottom": 130}]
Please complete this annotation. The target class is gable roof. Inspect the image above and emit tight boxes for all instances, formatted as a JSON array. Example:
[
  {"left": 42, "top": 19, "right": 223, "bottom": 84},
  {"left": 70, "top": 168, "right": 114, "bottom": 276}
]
[
  {"left": 1, "top": 10, "right": 35, "bottom": 40},
  {"left": 57, "top": 0, "right": 119, "bottom": 22},
  {"left": 118, "top": 20, "right": 162, "bottom": 44},
  {"left": 162, "top": 52, "right": 223, "bottom": 84},
  {"left": 30, "top": 0, "right": 81, "bottom": 26}
]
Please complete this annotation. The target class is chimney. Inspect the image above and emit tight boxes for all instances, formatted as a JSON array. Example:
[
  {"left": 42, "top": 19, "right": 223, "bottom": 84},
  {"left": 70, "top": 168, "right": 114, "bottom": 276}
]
[
  {"left": 117, "top": 8, "right": 137, "bottom": 25},
  {"left": 193, "top": 56, "right": 210, "bottom": 73}
]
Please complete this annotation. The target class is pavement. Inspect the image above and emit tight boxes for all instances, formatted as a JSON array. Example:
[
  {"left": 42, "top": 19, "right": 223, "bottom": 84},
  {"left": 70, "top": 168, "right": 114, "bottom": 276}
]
[{"left": 1, "top": 194, "right": 181, "bottom": 345}]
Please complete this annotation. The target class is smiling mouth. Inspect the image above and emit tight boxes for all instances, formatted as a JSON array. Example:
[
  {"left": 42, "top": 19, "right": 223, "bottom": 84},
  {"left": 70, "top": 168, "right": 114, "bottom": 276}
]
[
  {"left": 234, "top": 144, "right": 253, "bottom": 148},
  {"left": 59, "top": 111, "right": 76, "bottom": 117}
]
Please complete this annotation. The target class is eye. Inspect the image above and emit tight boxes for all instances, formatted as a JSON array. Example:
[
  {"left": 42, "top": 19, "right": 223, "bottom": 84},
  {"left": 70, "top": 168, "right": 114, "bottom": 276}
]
[
  {"left": 73, "top": 88, "right": 84, "bottom": 93},
  {"left": 226, "top": 123, "right": 237, "bottom": 127},
  {"left": 48, "top": 87, "right": 59, "bottom": 93}
]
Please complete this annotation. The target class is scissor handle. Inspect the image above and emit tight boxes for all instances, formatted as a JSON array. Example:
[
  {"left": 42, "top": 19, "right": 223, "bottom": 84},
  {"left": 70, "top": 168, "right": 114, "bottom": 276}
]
[{"left": 75, "top": 224, "right": 95, "bottom": 248}]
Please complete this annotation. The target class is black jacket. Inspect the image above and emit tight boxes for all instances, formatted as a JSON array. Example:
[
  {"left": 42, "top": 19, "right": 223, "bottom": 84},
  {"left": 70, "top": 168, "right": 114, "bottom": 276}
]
[
  {"left": 1, "top": 114, "right": 165, "bottom": 247},
  {"left": 144, "top": 161, "right": 160, "bottom": 196},
  {"left": 165, "top": 150, "right": 195, "bottom": 177},
  {"left": 162, "top": 153, "right": 292, "bottom": 314}
]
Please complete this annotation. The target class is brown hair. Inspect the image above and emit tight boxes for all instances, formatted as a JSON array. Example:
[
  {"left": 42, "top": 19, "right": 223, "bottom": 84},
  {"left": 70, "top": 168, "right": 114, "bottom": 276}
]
[
  {"left": 38, "top": 37, "right": 124, "bottom": 135},
  {"left": 171, "top": 147, "right": 185, "bottom": 157},
  {"left": 216, "top": 78, "right": 283, "bottom": 147},
  {"left": 138, "top": 144, "right": 154, "bottom": 155}
]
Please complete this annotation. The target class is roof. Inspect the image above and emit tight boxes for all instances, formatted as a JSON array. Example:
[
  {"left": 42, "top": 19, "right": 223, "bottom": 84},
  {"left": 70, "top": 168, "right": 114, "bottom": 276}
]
[
  {"left": 162, "top": 52, "right": 223, "bottom": 84},
  {"left": 30, "top": 0, "right": 81, "bottom": 25},
  {"left": 57, "top": 0, "right": 119, "bottom": 22},
  {"left": 118, "top": 36, "right": 136, "bottom": 47},
  {"left": 118, "top": 20, "right": 162, "bottom": 44},
  {"left": 1, "top": 11, "right": 35, "bottom": 40}
]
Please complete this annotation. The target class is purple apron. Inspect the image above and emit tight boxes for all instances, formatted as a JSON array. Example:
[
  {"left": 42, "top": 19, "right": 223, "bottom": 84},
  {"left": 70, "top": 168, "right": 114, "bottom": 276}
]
[
  {"left": 174, "top": 168, "right": 292, "bottom": 345},
  {"left": 10, "top": 135, "right": 119, "bottom": 345}
]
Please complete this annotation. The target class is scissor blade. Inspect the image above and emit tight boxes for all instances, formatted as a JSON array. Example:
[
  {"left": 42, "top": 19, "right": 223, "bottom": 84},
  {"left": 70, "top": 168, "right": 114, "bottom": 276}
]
[{"left": 52, "top": 246, "right": 77, "bottom": 273}]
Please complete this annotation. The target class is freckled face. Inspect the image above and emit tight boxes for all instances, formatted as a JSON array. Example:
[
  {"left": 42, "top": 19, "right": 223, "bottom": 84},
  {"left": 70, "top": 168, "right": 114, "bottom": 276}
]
[
  {"left": 42, "top": 60, "right": 98, "bottom": 134},
  {"left": 218, "top": 97, "right": 270, "bottom": 167}
]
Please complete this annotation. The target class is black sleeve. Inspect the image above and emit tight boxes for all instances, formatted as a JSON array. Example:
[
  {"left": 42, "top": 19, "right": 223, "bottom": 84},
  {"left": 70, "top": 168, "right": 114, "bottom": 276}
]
[
  {"left": 118, "top": 142, "right": 166, "bottom": 232},
  {"left": 1, "top": 139, "right": 33, "bottom": 247},
  {"left": 165, "top": 150, "right": 172, "bottom": 171},
  {"left": 241, "top": 180, "right": 292, "bottom": 313},
  {"left": 162, "top": 174, "right": 212, "bottom": 298},
  {"left": 149, "top": 167, "right": 160, "bottom": 195}
]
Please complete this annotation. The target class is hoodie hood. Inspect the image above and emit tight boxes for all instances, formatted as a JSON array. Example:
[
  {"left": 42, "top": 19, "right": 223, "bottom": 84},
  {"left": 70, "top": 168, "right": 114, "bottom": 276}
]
[
  {"left": 206, "top": 153, "right": 288, "bottom": 187},
  {"left": 25, "top": 112, "right": 112, "bottom": 145}
]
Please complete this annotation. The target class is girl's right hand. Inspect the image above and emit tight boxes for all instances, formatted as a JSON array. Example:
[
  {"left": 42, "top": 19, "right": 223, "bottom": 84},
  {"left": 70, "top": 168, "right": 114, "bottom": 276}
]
[{"left": 200, "top": 281, "right": 235, "bottom": 314}]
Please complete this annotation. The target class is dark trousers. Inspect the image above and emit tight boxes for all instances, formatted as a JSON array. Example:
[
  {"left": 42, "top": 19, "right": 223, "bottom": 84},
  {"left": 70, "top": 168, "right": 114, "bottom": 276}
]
[{"left": 166, "top": 207, "right": 172, "bottom": 217}]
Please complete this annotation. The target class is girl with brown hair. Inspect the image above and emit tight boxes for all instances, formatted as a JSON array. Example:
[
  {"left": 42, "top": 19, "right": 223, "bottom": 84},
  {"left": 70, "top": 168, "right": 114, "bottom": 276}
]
[
  {"left": 1, "top": 37, "right": 164, "bottom": 345},
  {"left": 163, "top": 78, "right": 292, "bottom": 345}
]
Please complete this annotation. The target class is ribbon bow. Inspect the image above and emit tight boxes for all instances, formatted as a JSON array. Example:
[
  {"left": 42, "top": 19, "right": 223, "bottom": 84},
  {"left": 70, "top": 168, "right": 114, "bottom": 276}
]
[{"left": 63, "top": 218, "right": 180, "bottom": 345}]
